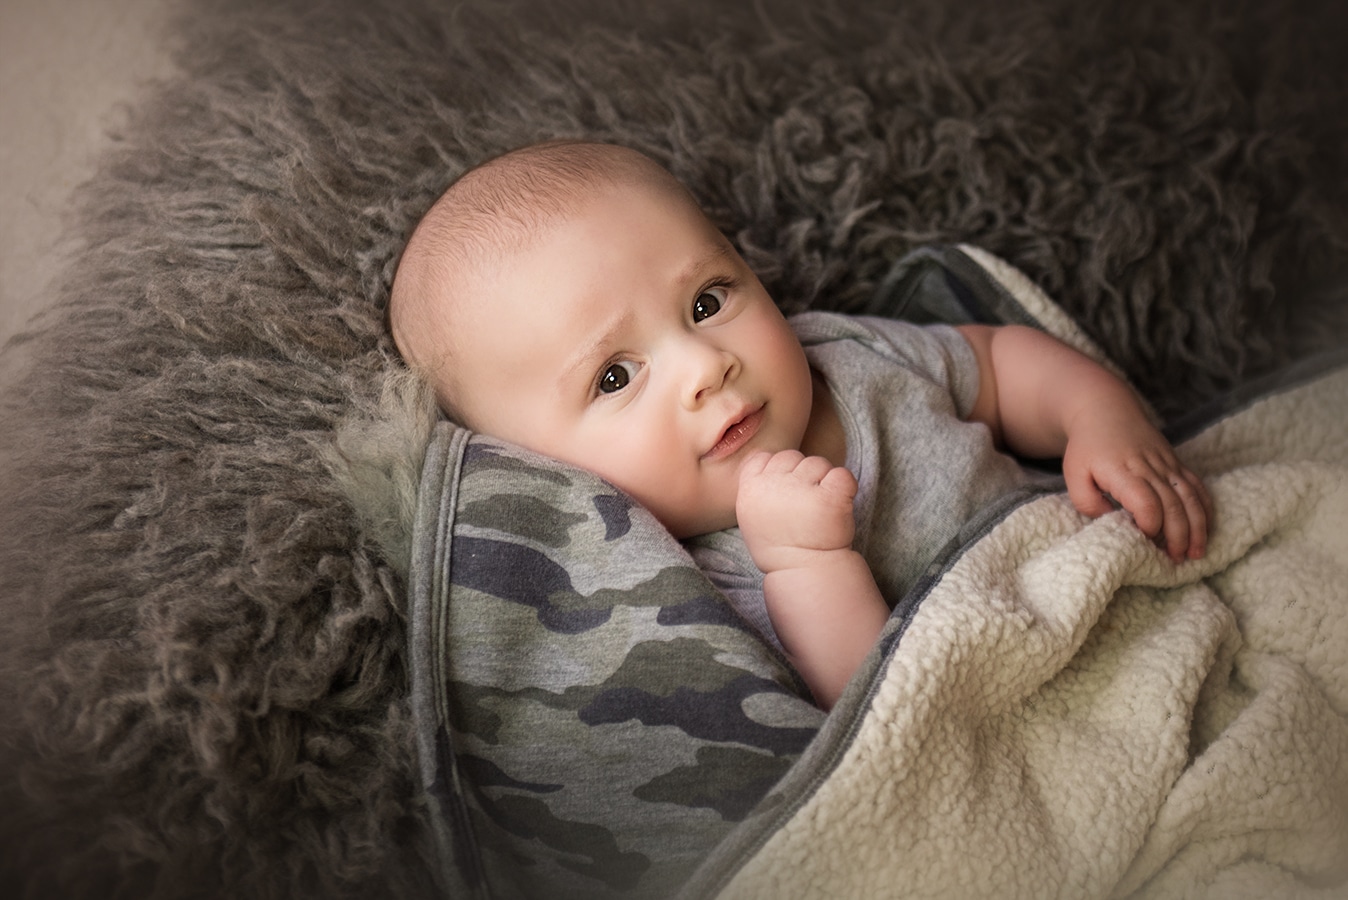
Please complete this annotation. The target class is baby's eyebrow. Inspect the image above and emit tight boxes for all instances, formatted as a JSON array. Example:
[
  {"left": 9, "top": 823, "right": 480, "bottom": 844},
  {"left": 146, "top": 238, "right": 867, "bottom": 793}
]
[
  {"left": 559, "top": 311, "right": 633, "bottom": 391},
  {"left": 676, "top": 242, "right": 737, "bottom": 287},
  {"left": 554, "top": 241, "right": 738, "bottom": 396}
]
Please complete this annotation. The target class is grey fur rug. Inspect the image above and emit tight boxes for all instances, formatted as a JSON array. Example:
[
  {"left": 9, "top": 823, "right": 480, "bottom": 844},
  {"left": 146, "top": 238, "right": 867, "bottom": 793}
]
[{"left": 1, "top": 0, "right": 1345, "bottom": 896}]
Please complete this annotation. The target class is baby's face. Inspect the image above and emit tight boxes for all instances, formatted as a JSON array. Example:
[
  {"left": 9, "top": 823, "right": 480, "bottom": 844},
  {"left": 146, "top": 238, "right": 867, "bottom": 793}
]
[{"left": 441, "top": 181, "right": 813, "bottom": 537}]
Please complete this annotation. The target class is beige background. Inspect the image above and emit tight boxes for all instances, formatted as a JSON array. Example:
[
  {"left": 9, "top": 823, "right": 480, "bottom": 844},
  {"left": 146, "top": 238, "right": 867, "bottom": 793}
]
[{"left": 0, "top": 0, "right": 176, "bottom": 350}]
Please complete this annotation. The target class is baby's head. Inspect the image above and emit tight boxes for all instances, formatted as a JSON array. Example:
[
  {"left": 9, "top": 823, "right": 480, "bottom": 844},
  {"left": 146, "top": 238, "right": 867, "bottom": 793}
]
[{"left": 389, "top": 141, "right": 814, "bottom": 537}]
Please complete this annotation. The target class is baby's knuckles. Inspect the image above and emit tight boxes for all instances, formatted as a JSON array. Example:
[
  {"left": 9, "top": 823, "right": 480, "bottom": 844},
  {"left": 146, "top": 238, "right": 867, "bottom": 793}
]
[{"left": 737, "top": 466, "right": 856, "bottom": 571}]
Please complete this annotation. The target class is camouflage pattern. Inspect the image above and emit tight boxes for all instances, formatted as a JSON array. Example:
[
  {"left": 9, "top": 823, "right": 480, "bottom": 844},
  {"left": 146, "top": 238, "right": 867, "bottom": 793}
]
[
  {"left": 404, "top": 246, "right": 1091, "bottom": 898},
  {"left": 408, "top": 427, "right": 825, "bottom": 899}
]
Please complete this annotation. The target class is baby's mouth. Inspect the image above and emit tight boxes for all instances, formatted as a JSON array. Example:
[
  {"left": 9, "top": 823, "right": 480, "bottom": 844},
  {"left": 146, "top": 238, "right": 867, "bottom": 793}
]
[{"left": 703, "top": 407, "right": 764, "bottom": 461}]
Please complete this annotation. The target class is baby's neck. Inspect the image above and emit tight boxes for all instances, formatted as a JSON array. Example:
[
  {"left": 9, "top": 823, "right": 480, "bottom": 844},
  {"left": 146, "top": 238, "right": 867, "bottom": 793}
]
[{"left": 799, "top": 368, "right": 847, "bottom": 468}]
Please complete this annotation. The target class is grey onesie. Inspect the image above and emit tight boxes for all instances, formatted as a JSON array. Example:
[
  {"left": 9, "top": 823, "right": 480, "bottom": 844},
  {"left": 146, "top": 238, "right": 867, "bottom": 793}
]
[{"left": 688, "top": 312, "right": 1033, "bottom": 651}]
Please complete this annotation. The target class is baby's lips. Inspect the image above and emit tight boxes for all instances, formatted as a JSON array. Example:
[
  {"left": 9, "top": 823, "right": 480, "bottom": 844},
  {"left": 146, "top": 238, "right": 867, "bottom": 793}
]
[{"left": 703, "top": 406, "right": 765, "bottom": 462}]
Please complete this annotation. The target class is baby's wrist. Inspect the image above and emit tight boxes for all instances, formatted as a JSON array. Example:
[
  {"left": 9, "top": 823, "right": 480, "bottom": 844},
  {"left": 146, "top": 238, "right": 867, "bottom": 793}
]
[{"left": 753, "top": 544, "right": 863, "bottom": 578}]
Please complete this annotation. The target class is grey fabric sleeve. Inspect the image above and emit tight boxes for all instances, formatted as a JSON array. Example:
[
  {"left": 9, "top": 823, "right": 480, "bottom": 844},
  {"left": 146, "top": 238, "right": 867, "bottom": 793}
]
[{"left": 792, "top": 313, "right": 982, "bottom": 419}]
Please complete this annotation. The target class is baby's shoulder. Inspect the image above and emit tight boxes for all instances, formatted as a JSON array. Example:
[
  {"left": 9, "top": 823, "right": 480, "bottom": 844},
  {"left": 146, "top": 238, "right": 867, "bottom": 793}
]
[
  {"left": 790, "top": 310, "right": 920, "bottom": 344},
  {"left": 791, "top": 311, "right": 975, "bottom": 400},
  {"left": 790, "top": 311, "right": 960, "bottom": 356}
]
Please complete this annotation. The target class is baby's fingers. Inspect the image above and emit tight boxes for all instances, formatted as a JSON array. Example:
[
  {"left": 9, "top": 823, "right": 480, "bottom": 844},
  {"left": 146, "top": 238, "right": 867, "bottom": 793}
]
[
  {"left": 1140, "top": 468, "right": 1210, "bottom": 561},
  {"left": 1186, "top": 468, "right": 1215, "bottom": 523},
  {"left": 1081, "top": 470, "right": 1166, "bottom": 542},
  {"left": 819, "top": 464, "right": 859, "bottom": 502},
  {"left": 1064, "top": 475, "right": 1121, "bottom": 519},
  {"left": 762, "top": 449, "right": 807, "bottom": 475},
  {"left": 791, "top": 455, "right": 838, "bottom": 486},
  {"left": 1153, "top": 477, "right": 1193, "bottom": 561},
  {"left": 1167, "top": 469, "right": 1212, "bottom": 560},
  {"left": 738, "top": 451, "right": 775, "bottom": 483}
]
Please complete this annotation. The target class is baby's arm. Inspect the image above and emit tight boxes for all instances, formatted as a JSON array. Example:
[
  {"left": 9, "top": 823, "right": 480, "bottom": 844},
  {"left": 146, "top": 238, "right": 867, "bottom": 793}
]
[
  {"left": 736, "top": 450, "right": 889, "bottom": 709},
  {"left": 957, "top": 324, "right": 1213, "bottom": 561}
]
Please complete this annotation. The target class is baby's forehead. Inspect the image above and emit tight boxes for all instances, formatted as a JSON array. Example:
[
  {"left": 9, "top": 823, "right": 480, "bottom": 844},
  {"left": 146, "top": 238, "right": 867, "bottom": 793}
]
[{"left": 393, "top": 142, "right": 712, "bottom": 383}]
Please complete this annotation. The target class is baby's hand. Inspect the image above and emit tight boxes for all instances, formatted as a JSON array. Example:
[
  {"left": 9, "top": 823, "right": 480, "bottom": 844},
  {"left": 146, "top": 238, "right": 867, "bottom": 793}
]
[
  {"left": 1062, "top": 411, "right": 1213, "bottom": 561},
  {"left": 736, "top": 450, "right": 858, "bottom": 574}
]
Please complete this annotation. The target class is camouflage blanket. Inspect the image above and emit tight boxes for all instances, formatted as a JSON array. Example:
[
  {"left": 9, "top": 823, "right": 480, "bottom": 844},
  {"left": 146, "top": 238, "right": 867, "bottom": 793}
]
[
  {"left": 405, "top": 248, "right": 1348, "bottom": 898},
  {"left": 408, "top": 423, "right": 826, "bottom": 898}
]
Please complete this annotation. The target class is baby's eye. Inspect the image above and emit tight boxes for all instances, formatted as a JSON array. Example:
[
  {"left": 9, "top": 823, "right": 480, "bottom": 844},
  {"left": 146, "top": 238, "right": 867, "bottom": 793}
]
[
  {"left": 598, "top": 360, "right": 639, "bottom": 394},
  {"left": 692, "top": 286, "right": 726, "bottom": 323}
]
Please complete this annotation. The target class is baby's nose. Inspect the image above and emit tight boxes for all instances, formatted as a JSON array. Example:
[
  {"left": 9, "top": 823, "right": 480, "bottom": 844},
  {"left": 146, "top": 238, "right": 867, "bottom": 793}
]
[{"left": 683, "top": 342, "right": 738, "bottom": 408}]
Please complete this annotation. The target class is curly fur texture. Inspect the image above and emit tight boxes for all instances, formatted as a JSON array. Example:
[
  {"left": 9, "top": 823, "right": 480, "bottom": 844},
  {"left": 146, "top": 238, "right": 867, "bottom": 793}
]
[{"left": 1, "top": 0, "right": 1344, "bottom": 896}]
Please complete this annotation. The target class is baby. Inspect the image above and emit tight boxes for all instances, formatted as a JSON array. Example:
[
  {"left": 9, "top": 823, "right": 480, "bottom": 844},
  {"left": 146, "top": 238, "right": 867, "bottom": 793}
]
[{"left": 389, "top": 140, "right": 1212, "bottom": 709}]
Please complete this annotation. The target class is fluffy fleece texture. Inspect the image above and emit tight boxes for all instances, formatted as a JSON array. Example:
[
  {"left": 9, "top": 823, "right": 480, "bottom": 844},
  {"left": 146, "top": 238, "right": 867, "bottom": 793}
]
[
  {"left": 695, "top": 367, "right": 1348, "bottom": 900},
  {"left": 0, "top": 0, "right": 1345, "bottom": 896}
]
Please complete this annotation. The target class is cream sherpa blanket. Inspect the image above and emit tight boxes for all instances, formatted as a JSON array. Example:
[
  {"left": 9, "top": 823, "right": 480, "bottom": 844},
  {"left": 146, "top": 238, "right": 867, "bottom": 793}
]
[{"left": 684, "top": 364, "right": 1348, "bottom": 899}]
